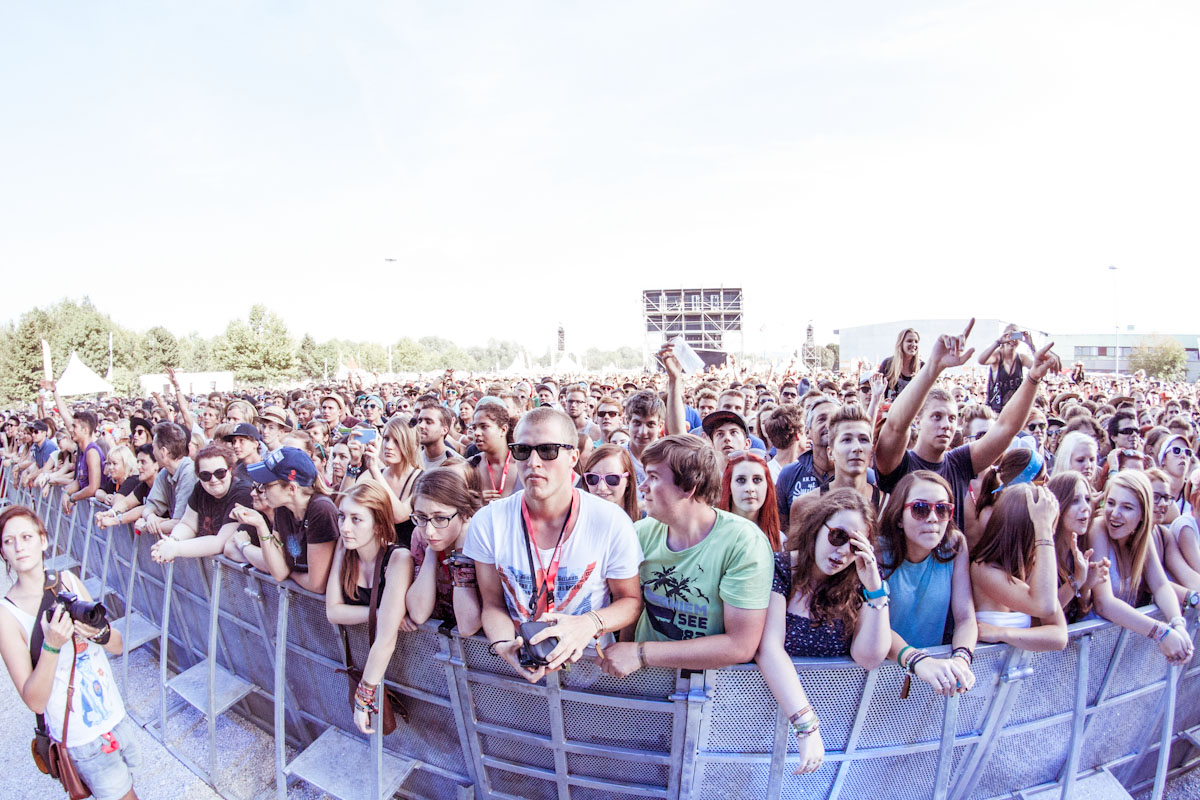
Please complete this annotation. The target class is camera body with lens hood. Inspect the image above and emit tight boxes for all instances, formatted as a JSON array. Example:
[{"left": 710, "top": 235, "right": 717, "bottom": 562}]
[{"left": 54, "top": 591, "right": 108, "bottom": 628}]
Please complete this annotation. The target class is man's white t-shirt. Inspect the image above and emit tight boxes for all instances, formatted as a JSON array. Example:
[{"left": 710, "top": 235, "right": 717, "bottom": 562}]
[{"left": 464, "top": 489, "right": 643, "bottom": 629}]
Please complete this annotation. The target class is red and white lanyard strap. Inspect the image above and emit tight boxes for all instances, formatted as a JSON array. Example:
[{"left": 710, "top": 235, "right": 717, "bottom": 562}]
[
  {"left": 486, "top": 452, "right": 511, "bottom": 494},
  {"left": 520, "top": 490, "right": 578, "bottom": 617}
]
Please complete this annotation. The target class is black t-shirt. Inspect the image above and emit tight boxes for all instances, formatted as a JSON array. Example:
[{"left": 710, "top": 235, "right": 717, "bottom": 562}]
[
  {"left": 878, "top": 356, "right": 925, "bottom": 401},
  {"left": 275, "top": 494, "right": 339, "bottom": 573},
  {"left": 187, "top": 478, "right": 254, "bottom": 538},
  {"left": 877, "top": 445, "right": 976, "bottom": 530},
  {"left": 132, "top": 480, "right": 152, "bottom": 504}
]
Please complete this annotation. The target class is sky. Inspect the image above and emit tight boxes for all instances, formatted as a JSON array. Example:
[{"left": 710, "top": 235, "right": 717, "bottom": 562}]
[{"left": 1, "top": 1, "right": 1197, "bottom": 360}]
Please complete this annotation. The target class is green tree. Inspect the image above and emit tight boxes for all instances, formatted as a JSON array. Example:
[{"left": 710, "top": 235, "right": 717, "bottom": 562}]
[
  {"left": 214, "top": 304, "right": 296, "bottom": 383},
  {"left": 296, "top": 334, "right": 322, "bottom": 380},
  {"left": 1129, "top": 336, "right": 1187, "bottom": 381},
  {"left": 391, "top": 337, "right": 427, "bottom": 372},
  {"left": 140, "top": 326, "right": 179, "bottom": 372}
]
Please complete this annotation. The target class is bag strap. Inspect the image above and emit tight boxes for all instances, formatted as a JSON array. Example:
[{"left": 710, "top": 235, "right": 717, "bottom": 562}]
[
  {"left": 60, "top": 637, "right": 77, "bottom": 746},
  {"left": 367, "top": 545, "right": 393, "bottom": 643},
  {"left": 28, "top": 572, "right": 62, "bottom": 735}
]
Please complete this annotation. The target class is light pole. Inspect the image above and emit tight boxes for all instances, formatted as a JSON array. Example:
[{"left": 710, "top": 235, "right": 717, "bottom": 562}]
[{"left": 1108, "top": 266, "right": 1118, "bottom": 375}]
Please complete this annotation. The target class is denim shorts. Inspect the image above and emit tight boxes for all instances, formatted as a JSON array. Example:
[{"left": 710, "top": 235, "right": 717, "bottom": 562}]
[{"left": 67, "top": 715, "right": 142, "bottom": 800}]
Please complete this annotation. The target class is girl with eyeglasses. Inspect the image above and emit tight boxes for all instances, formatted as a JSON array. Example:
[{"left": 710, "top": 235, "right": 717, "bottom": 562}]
[
  {"left": 970, "top": 484, "right": 1068, "bottom": 652},
  {"left": 580, "top": 444, "right": 639, "bottom": 521},
  {"left": 150, "top": 443, "right": 253, "bottom": 564},
  {"left": 877, "top": 471, "right": 978, "bottom": 698},
  {"left": 1089, "top": 470, "right": 1193, "bottom": 665},
  {"left": 404, "top": 470, "right": 482, "bottom": 636},
  {"left": 755, "top": 489, "right": 890, "bottom": 775},
  {"left": 1046, "top": 471, "right": 1108, "bottom": 623},
  {"left": 717, "top": 451, "right": 781, "bottom": 551}
]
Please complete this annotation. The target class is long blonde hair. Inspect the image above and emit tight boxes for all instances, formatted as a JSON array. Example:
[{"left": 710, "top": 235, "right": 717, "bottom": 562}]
[
  {"left": 885, "top": 328, "right": 920, "bottom": 390},
  {"left": 1103, "top": 470, "right": 1154, "bottom": 602}
]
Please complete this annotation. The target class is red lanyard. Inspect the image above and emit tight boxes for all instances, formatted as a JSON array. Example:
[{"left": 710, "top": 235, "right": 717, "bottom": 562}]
[
  {"left": 520, "top": 490, "right": 578, "bottom": 617},
  {"left": 486, "top": 452, "right": 511, "bottom": 494}
]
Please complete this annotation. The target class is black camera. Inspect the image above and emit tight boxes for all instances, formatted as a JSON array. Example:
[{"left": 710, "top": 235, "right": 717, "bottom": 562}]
[
  {"left": 55, "top": 591, "right": 108, "bottom": 628},
  {"left": 517, "top": 620, "right": 558, "bottom": 669}
]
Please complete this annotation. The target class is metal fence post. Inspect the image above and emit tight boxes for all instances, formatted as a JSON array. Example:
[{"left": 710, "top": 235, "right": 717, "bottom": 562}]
[
  {"left": 274, "top": 585, "right": 290, "bottom": 800},
  {"left": 1058, "top": 633, "right": 1091, "bottom": 799},
  {"left": 932, "top": 693, "right": 960, "bottom": 800}
]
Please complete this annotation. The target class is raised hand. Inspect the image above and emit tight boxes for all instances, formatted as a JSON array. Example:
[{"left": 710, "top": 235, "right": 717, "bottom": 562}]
[
  {"left": 1024, "top": 485, "right": 1060, "bottom": 532},
  {"left": 656, "top": 344, "right": 683, "bottom": 381},
  {"left": 929, "top": 319, "right": 976, "bottom": 372},
  {"left": 1028, "top": 341, "right": 1062, "bottom": 382}
]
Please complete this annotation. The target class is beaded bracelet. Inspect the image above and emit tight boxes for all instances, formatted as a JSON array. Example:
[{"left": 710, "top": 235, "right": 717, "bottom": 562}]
[
  {"left": 865, "top": 597, "right": 889, "bottom": 610},
  {"left": 637, "top": 641, "right": 647, "bottom": 669},
  {"left": 951, "top": 647, "right": 974, "bottom": 666},
  {"left": 906, "top": 652, "right": 929, "bottom": 675},
  {"left": 792, "top": 721, "right": 820, "bottom": 738},
  {"left": 1067, "top": 574, "right": 1082, "bottom": 599}
]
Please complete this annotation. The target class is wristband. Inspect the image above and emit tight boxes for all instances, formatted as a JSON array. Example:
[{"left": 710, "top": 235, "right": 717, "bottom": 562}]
[
  {"left": 1169, "top": 616, "right": 1186, "bottom": 630},
  {"left": 41, "top": 642, "right": 61, "bottom": 654},
  {"left": 897, "top": 645, "right": 913, "bottom": 668},
  {"left": 1033, "top": 538, "right": 1054, "bottom": 548},
  {"left": 952, "top": 646, "right": 974, "bottom": 666},
  {"left": 637, "top": 641, "right": 647, "bottom": 669},
  {"left": 862, "top": 580, "right": 889, "bottom": 601}
]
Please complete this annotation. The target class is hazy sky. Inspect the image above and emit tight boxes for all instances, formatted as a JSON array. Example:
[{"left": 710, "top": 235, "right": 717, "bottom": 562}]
[{"left": 2, "top": 1, "right": 1197, "bottom": 358}]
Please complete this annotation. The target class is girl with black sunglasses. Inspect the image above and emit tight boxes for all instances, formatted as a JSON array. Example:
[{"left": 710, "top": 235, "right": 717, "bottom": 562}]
[
  {"left": 877, "top": 471, "right": 978, "bottom": 699},
  {"left": 755, "top": 489, "right": 890, "bottom": 775}
]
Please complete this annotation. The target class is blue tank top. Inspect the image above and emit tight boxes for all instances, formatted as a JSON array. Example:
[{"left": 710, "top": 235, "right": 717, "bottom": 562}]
[{"left": 884, "top": 548, "right": 955, "bottom": 648}]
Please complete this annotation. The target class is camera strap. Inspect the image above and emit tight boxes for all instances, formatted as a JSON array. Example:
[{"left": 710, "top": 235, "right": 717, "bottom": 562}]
[{"left": 520, "top": 491, "right": 578, "bottom": 619}]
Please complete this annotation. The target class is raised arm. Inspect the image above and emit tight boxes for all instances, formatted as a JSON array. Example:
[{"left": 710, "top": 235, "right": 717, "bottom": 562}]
[
  {"left": 167, "top": 367, "right": 198, "bottom": 435},
  {"left": 657, "top": 344, "right": 688, "bottom": 436},
  {"left": 877, "top": 321, "right": 976, "bottom": 475}
]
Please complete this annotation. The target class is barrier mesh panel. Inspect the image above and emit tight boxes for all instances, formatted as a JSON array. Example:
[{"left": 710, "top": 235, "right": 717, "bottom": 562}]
[
  {"left": 841, "top": 746, "right": 962, "bottom": 800},
  {"left": 1087, "top": 625, "right": 1121, "bottom": 704},
  {"left": 401, "top": 767, "right": 467, "bottom": 800},
  {"left": 955, "top": 646, "right": 1004, "bottom": 735},
  {"left": 486, "top": 765, "right": 559, "bottom": 800},
  {"left": 1080, "top": 691, "right": 1161, "bottom": 769},
  {"left": 697, "top": 761, "right": 773, "bottom": 800},
  {"left": 288, "top": 593, "right": 343, "bottom": 662},
  {"left": 462, "top": 635, "right": 524, "bottom": 676},
  {"left": 1008, "top": 641, "right": 1081, "bottom": 726},
  {"left": 560, "top": 659, "right": 679, "bottom": 698},
  {"left": 286, "top": 649, "right": 357, "bottom": 738},
  {"left": 383, "top": 695, "right": 468, "bottom": 774},
  {"left": 1174, "top": 671, "right": 1200, "bottom": 731},
  {"left": 471, "top": 681, "right": 554, "bottom": 736},
  {"left": 481, "top": 733, "right": 556, "bottom": 770},
  {"left": 779, "top": 761, "right": 837, "bottom": 800},
  {"left": 971, "top": 718, "right": 1072, "bottom": 799},
  {"left": 1107, "top": 629, "right": 1168, "bottom": 698},
  {"left": 385, "top": 627, "right": 449, "bottom": 698},
  {"left": 857, "top": 663, "right": 944, "bottom": 749},
  {"left": 562, "top": 698, "right": 673, "bottom": 752},
  {"left": 566, "top": 750, "right": 670, "bottom": 788}
]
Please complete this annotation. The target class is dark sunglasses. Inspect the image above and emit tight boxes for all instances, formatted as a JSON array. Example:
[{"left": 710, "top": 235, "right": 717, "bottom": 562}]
[
  {"left": 509, "top": 442, "right": 575, "bottom": 461},
  {"left": 781, "top": 391, "right": 799, "bottom": 398},
  {"left": 594, "top": 410, "right": 620, "bottom": 419},
  {"left": 823, "top": 524, "right": 852, "bottom": 548},
  {"left": 198, "top": 468, "right": 229, "bottom": 482},
  {"left": 1118, "top": 427, "right": 1138, "bottom": 437},
  {"left": 904, "top": 500, "right": 955, "bottom": 523},
  {"left": 584, "top": 471, "right": 627, "bottom": 487},
  {"left": 1026, "top": 422, "right": 1047, "bottom": 432}
]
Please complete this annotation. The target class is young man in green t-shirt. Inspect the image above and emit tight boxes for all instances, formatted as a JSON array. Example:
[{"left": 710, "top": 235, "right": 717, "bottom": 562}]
[{"left": 596, "top": 435, "right": 773, "bottom": 677}]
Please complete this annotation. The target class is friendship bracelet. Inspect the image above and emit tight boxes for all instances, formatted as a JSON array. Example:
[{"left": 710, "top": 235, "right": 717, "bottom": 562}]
[
  {"left": 897, "top": 645, "right": 913, "bottom": 668},
  {"left": 788, "top": 705, "right": 814, "bottom": 725},
  {"left": 792, "top": 721, "right": 821, "bottom": 738},
  {"left": 637, "top": 641, "right": 647, "bottom": 670},
  {"left": 952, "top": 647, "right": 974, "bottom": 665},
  {"left": 1033, "top": 539, "right": 1055, "bottom": 548},
  {"left": 1067, "top": 574, "right": 1082, "bottom": 599}
]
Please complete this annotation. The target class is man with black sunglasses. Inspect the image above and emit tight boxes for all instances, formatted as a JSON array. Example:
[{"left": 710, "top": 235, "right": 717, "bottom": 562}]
[
  {"left": 465, "top": 407, "right": 643, "bottom": 684},
  {"left": 149, "top": 442, "right": 252, "bottom": 564}
]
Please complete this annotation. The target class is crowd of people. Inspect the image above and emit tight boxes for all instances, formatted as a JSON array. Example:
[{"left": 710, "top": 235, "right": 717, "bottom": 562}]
[{"left": 2, "top": 320, "right": 1199, "bottom": 795}]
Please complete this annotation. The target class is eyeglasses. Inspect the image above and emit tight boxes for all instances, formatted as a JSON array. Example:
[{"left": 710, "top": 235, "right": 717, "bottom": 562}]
[
  {"left": 1153, "top": 492, "right": 1172, "bottom": 504},
  {"left": 594, "top": 410, "right": 619, "bottom": 419},
  {"left": 252, "top": 481, "right": 279, "bottom": 494},
  {"left": 1026, "top": 422, "right": 1047, "bottom": 432},
  {"left": 411, "top": 511, "right": 460, "bottom": 528},
  {"left": 904, "top": 500, "right": 956, "bottom": 523},
  {"left": 584, "top": 471, "right": 628, "bottom": 487},
  {"left": 822, "top": 524, "right": 851, "bottom": 548},
  {"left": 509, "top": 442, "right": 575, "bottom": 461},
  {"left": 365, "top": 404, "right": 381, "bottom": 410},
  {"left": 565, "top": 398, "right": 588, "bottom": 406},
  {"left": 198, "top": 468, "right": 230, "bottom": 482},
  {"left": 1118, "top": 427, "right": 1138, "bottom": 437},
  {"left": 1166, "top": 445, "right": 1194, "bottom": 458}
]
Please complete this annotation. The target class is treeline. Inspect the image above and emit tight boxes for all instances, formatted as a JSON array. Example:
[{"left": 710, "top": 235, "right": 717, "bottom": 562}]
[{"left": 0, "top": 299, "right": 644, "bottom": 403}]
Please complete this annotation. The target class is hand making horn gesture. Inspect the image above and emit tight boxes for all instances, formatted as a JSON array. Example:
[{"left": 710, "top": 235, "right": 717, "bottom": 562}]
[{"left": 929, "top": 318, "right": 976, "bottom": 372}]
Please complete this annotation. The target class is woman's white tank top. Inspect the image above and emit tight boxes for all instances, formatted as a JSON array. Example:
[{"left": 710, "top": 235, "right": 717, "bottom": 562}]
[{"left": 1, "top": 573, "right": 125, "bottom": 746}]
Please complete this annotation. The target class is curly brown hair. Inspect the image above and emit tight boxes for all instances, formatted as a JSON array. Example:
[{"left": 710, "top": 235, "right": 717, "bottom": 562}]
[{"left": 786, "top": 489, "right": 877, "bottom": 629}]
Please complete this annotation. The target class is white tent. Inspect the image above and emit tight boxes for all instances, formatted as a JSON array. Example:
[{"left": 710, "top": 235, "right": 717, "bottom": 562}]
[
  {"left": 57, "top": 352, "right": 113, "bottom": 396},
  {"left": 551, "top": 353, "right": 581, "bottom": 376}
]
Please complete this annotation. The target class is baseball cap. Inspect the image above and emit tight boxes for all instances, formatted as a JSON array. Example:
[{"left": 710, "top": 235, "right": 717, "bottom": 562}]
[
  {"left": 222, "top": 422, "right": 262, "bottom": 443},
  {"left": 702, "top": 410, "right": 749, "bottom": 439},
  {"left": 245, "top": 447, "right": 317, "bottom": 488}
]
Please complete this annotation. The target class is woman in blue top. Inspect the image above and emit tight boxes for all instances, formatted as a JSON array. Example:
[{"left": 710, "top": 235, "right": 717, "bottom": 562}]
[
  {"left": 877, "top": 470, "right": 977, "bottom": 697},
  {"left": 755, "top": 489, "right": 891, "bottom": 775}
]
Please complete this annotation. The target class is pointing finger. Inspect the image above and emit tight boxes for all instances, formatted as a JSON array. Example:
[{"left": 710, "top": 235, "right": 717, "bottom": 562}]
[{"left": 961, "top": 317, "right": 975, "bottom": 339}]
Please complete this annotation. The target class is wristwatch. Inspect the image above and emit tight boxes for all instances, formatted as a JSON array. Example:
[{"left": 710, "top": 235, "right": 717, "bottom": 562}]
[{"left": 862, "top": 580, "right": 890, "bottom": 601}]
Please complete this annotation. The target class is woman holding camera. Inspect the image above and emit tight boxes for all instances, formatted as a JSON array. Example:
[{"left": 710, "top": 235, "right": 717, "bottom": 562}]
[
  {"left": 978, "top": 325, "right": 1034, "bottom": 413},
  {"left": 0, "top": 505, "right": 140, "bottom": 800}
]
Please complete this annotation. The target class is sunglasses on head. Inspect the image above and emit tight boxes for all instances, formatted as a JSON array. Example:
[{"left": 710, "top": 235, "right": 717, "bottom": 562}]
[
  {"left": 198, "top": 468, "right": 229, "bottom": 482},
  {"left": 584, "top": 471, "right": 627, "bottom": 487},
  {"left": 509, "top": 442, "right": 575, "bottom": 461},
  {"left": 823, "top": 524, "right": 852, "bottom": 548},
  {"left": 904, "top": 500, "right": 955, "bottom": 523}
]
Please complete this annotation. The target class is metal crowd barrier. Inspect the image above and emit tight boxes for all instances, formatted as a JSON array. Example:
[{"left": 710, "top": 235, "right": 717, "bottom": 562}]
[{"left": 4, "top": 467, "right": 1200, "bottom": 800}]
